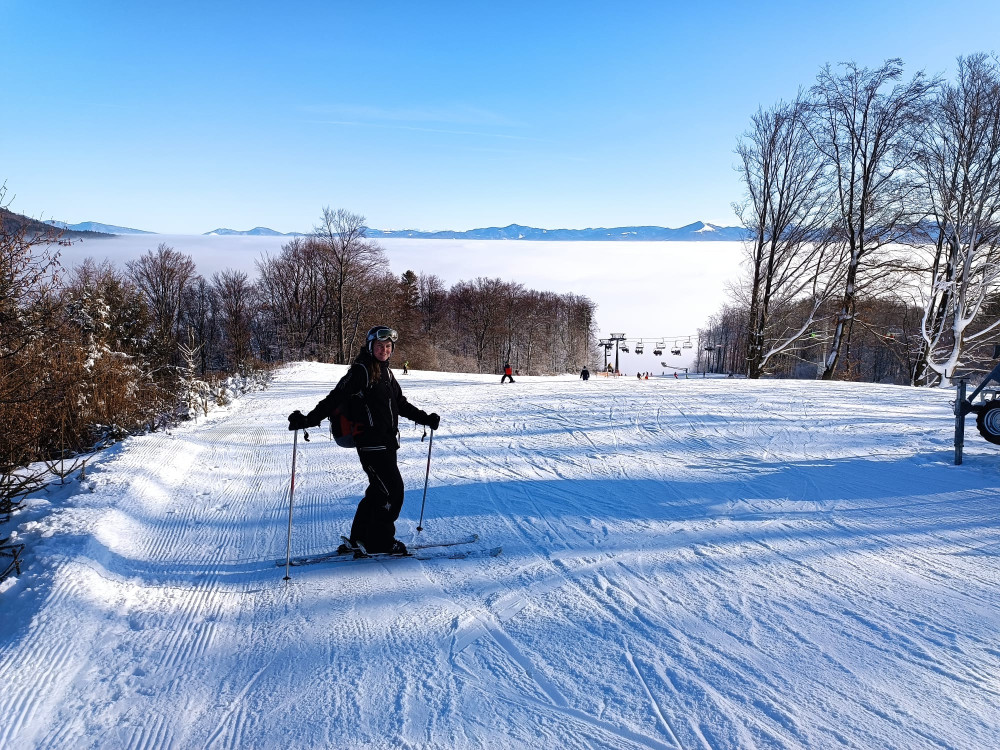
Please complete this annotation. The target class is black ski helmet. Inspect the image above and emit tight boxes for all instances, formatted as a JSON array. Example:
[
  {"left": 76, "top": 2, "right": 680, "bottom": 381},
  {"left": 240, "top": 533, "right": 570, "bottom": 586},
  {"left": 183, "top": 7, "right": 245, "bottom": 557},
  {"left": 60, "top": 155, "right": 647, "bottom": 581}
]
[{"left": 366, "top": 325, "right": 398, "bottom": 355}]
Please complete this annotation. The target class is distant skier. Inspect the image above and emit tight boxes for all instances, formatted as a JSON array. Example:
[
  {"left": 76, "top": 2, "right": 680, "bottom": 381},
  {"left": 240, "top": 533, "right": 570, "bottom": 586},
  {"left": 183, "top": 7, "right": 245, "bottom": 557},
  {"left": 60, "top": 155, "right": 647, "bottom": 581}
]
[
  {"left": 403, "top": 360, "right": 409, "bottom": 374},
  {"left": 287, "top": 325, "right": 440, "bottom": 555},
  {"left": 501, "top": 363, "right": 515, "bottom": 384},
  {"left": 580, "top": 366, "right": 590, "bottom": 381}
]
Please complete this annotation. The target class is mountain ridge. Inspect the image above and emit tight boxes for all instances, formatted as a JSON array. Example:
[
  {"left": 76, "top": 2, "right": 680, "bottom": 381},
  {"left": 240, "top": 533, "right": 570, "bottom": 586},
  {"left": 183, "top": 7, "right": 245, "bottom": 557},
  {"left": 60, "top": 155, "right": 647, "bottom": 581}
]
[
  {"left": 71, "top": 220, "right": 749, "bottom": 241},
  {"left": 46, "top": 220, "right": 154, "bottom": 235},
  {"left": 367, "top": 221, "right": 748, "bottom": 241}
]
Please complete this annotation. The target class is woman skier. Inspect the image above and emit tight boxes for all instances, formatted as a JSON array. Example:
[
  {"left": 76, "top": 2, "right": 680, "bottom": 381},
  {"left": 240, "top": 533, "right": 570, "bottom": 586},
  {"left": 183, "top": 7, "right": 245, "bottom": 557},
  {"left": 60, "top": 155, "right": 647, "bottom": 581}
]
[{"left": 287, "top": 325, "right": 440, "bottom": 555}]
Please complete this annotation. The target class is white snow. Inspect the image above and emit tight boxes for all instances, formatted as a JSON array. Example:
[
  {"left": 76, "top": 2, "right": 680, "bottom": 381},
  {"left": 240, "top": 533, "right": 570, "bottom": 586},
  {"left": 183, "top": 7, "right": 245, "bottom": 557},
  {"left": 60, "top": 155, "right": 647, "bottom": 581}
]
[{"left": 2, "top": 363, "right": 999, "bottom": 749}]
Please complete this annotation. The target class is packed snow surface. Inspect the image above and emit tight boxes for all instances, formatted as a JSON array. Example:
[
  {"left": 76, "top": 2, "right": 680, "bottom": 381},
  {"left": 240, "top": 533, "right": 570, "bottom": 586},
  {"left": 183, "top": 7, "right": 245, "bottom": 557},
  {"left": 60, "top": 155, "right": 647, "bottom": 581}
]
[{"left": 2, "top": 363, "right": 999, "bottom": 749}]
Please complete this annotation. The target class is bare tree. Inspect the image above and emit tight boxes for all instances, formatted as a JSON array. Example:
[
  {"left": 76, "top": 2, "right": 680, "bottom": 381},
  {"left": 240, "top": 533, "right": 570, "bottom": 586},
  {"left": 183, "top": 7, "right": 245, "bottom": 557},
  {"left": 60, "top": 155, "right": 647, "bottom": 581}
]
[
  {"left": 127, "top": 243, "right": 197, "bottom": 360},
  {"left": 312, "top": 208, "right": 386, "bottom": 363},
  {"left": 181, "top": 276, "right": 219, "bottom": 375},
  {"left": 256, "top": 237, "right": 329, "bottom": 360},
  {"left": 808, "top": 59, "right": 937, "bottom": 380},
  {"left": 914, "top": 53, "right": 1000, "bottom": 385},
  {"left": 212, "top": 269, "right": 256, "bottom": 373},
  {"left": 734, "top": 96, "right": 842, "bottom": 377}
]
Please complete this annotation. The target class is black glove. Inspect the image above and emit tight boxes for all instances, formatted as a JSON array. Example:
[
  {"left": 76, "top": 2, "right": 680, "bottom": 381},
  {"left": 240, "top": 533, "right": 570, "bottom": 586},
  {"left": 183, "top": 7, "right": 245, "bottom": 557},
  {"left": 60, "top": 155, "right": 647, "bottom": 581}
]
[
  {"left": 288, "top": 410, "right": 309, "bottom": 431},
  {"left": 426, "top": 413, "right": 440, "bottom": 431}
]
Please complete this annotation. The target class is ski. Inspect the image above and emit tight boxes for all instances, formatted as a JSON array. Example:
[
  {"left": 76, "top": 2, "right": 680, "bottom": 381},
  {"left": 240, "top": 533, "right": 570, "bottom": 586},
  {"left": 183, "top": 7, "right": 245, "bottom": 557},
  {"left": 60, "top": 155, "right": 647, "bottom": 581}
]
[
  {"left": 329, "top": 545, "right": 502, "bottom": 565},
  {"left": 280, "top": 534, "right": 486, "bottom": 567},
  {"left": 409, "top": 533, "right": 479, "bottom": 551}
]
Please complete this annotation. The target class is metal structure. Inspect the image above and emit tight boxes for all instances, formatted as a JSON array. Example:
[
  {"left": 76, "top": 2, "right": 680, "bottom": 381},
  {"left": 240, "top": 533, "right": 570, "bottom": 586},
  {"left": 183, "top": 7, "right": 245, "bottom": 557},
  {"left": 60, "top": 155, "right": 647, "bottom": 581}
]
[
  {"left": 596, "top": 333, "right": 698, "bottom": 370},
  {"left": 609, "top": 332, "right": 627, "bottom": 373},
  {"left": 954, "top": 358, "right": 1000, "bottom": 464}
]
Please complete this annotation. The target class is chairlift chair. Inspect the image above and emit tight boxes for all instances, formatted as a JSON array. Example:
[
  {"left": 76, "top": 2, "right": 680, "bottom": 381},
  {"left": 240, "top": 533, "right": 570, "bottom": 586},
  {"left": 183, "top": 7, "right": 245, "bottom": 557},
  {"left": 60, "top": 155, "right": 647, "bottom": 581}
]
[
  {"left": 682, "top": 338, "right": 692, "bottom": 349},
  {"left": 671, "top": 348, "right": 681, "bottom": 356},
  {"left": 620, "top": 344, "right": 630, "bottom": 353},
  {"left": 704, "top": 344, "right": 715, "bottom": 352},
  {"left": 635, "top": 341, "right": 644, "bottom": 354}
]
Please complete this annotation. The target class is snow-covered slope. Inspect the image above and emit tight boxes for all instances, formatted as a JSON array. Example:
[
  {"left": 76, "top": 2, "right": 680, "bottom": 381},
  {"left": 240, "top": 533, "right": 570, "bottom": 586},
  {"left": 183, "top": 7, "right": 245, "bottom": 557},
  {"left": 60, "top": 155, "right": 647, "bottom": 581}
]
[{"left": 1, "top": 364, "right": 998, "bottom": 748}]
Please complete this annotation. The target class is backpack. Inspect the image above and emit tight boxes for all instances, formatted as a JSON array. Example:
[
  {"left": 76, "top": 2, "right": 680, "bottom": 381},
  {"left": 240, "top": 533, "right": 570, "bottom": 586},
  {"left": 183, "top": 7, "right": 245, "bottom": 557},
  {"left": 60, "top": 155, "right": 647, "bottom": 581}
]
[{"left": 329, "top": 363, "right": 369, "bottom": 448}]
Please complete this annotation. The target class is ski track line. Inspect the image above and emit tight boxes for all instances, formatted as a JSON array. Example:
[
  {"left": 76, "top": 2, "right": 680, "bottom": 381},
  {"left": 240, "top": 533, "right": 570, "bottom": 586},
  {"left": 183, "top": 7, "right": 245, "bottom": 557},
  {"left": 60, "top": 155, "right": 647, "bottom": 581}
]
[
  {"left": 448, "top": 458, "right": 680, "bottom": 745},
  {"left": 454, "top": 673, "right": 680, "bottom": 750},
  {"left": 589, "top": 554, "right": 883, "bottom": 748},
  {"left": 0, "top": 566, "right": 96, "bottom": 748},
  {"left": 202, "top": 661, "right": 271, "bottom": 750},
  {"left": 467, "top": 463, "right": 701, "bottom": 746},
  {"left": 624, "top": 646, "right": 686, "bottom": 750},
  {"left": 674, "top": 535, "right": 985, "bottom": 745},
  {"left": 126, "top": 714, "right": 171, "bottom": 750}
]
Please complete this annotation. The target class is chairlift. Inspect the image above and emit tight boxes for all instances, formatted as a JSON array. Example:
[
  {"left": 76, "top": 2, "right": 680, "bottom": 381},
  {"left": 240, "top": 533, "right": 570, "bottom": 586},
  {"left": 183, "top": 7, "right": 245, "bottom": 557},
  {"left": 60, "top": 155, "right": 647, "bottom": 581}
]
[
  {"left": 604, "top": 343, "right": 614, "bottom": 352},
  {"left": 671, "top": 348, "right": 681, "bottom": 356},
  {"left": 635, "top": 340, "right": 644, "bottom": 355},
  {"left": 704, "top": 344, "right": 715, "bottom": 352},
  {"left": 620, "top": 344, "right": 630, "bottom": 353},
  {"left": 682, "top": 337, "right": 693, "bottom": 349},
  {"left": 653, "top": 340, "right": 665, "bottom": 356}
]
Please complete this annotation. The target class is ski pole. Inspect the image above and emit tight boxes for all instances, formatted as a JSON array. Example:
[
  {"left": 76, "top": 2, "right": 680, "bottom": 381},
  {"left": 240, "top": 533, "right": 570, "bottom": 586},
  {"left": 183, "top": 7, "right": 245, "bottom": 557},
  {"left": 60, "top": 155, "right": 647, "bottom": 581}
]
[
  {"left": 416, "top": 429, "right": 434, "bottom": 532},
  {"left": 283, "top": 428, "right": 299, "bottom": 581}
]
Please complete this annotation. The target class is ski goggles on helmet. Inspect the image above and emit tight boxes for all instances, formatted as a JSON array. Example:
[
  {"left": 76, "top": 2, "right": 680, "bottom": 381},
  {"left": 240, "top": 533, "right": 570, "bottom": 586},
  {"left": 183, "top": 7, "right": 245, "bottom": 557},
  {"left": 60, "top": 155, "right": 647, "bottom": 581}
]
[{"left": 369, "top": 327, "right": 398, "bottom": 343}]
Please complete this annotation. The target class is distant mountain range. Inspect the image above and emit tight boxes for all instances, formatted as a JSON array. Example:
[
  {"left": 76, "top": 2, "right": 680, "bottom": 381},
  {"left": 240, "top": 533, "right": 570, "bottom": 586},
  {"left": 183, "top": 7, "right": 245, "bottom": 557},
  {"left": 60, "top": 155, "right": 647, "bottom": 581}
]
[
  {"left": 6, "top": 212, "right": 112, "bottom": 239},
  {"left": 367, "top": 221, "right": 747, "bottom": 241},
  {"left": 204, "top": 227, "right": 298, "bottom": 236},
  {"left": 46, "top": 220, "right": 154, "bottom": 235},
  {"left": 45, "top": 219, "right": 749, "bottom": 241}
]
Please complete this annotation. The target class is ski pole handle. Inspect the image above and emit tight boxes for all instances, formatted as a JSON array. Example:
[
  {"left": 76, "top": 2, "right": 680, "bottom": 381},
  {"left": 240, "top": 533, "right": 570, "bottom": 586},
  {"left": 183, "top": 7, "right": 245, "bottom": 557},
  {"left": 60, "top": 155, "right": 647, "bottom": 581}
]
[{"left": 416, "top": 429, "right": 434, "bottom": 532}]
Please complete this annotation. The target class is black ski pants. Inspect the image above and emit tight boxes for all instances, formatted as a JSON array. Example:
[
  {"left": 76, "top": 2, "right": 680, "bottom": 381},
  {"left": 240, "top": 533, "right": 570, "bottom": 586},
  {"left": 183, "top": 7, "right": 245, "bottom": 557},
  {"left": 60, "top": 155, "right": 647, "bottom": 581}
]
[
  {"left": 351, "top": 448, "right": 404, "bottom": 552},
  {"left": 500, "top": 373, "right": 514, "bottom": 383}
]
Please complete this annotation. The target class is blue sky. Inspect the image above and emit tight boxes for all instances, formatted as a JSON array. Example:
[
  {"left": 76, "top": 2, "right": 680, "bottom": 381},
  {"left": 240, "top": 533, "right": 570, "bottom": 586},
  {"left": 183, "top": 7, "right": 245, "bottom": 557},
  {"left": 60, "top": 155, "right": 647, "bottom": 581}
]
[{"left": 4, "top": 1, "right": 1000, "bottom": 234}]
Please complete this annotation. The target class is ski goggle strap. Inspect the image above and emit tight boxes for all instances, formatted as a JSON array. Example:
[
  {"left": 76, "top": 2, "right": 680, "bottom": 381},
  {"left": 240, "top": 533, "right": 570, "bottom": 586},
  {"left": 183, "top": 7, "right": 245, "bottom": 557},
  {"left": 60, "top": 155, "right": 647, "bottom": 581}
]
[{"left": 372, "top": 328, "right": 398, "bottom": 343}]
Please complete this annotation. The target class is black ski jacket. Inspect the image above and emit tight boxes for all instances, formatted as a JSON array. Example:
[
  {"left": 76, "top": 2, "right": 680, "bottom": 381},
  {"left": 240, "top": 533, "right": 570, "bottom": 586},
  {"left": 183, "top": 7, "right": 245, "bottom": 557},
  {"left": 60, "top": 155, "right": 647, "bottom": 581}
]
[{"left": 304, "top": 351, "right": 432, "bottom": 451}]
